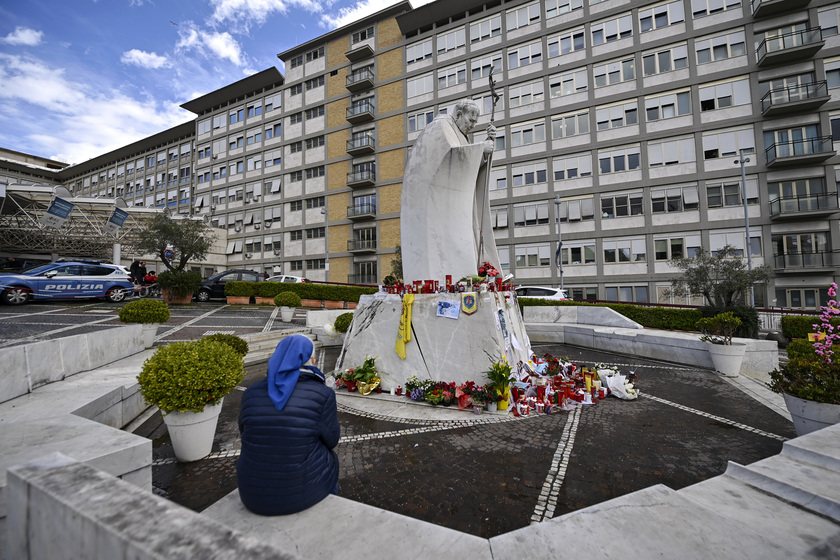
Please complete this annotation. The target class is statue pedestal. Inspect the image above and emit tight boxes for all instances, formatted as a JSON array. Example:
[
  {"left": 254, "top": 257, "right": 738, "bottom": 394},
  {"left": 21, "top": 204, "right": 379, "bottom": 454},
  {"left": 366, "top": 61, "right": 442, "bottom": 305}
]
[{"left": 335, "top": 292, "right": 532, "bottom": 389}]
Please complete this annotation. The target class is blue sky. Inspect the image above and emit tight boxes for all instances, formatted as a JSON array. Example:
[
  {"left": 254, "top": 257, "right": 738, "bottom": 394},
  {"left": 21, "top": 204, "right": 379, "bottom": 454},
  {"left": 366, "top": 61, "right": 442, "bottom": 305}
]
[{"left": 0, "top": 0, "right": 420, "bottom": 166}]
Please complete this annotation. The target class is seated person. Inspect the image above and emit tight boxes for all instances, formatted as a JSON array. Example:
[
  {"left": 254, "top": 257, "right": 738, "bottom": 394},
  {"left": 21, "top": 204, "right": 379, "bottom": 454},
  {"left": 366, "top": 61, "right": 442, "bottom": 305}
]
[
  {"left": 143, "top": 270, "right": 157, "bottom": 284},
  {"left": 237, "top": 335, "right": 339, "bottom": 515}
]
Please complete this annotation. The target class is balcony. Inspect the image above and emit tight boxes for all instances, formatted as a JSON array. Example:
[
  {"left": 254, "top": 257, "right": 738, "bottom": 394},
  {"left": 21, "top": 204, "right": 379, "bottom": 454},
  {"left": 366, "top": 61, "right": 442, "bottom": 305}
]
[
  {"left": 347, "top": 101, "right": 375, "bottom": 124},
  {"left": 347, "top": 168, "right": 376, "bottom": 188},
  {"left": 760, "top": 81, "right": 830, "bottom": 117},
  {"left": 345, "top": 43, "right": 374, "bottom": 62},
  {"left": 346, "top": 68, "right": 374, "bottom": 93},
  {"left": 773, "top": 250, "right": 840, "bottom": 272},
  {"left": 346, "top": 134, "right": 375, "bottom": 156},
  {"left": 770, "top": 192, "right": 839, "bottom": 219},
  {"left": 348, "top": 238, "right": 377, "bottom": 253},
  {"left": 348, "top": 274, "right": 378, "bottom": 285},
  {"left": 765, "top": 136, "right": 835, "bottom": 167},
  {"left": 347, "top": 203, "right": 376, "bottom": 220},
  {"left": 751, "top": 0, "right": 809, "bottom": 18},
  {"left": 757, "top": 28, "right": 824, "bottom": 67}
]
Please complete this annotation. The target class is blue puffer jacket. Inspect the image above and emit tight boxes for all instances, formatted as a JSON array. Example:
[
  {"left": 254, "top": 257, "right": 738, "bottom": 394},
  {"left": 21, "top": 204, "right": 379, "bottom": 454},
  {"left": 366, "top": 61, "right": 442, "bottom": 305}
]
[{"left": 237, "top": 369, "right": 340, "bottom": 515}]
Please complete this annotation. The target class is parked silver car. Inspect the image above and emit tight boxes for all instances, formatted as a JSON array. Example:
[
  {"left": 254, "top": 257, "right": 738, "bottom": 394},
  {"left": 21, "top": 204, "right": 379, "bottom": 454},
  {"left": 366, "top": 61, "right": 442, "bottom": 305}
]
[{"left": 514, "top": 286, "right": 571, "bottom": 300}]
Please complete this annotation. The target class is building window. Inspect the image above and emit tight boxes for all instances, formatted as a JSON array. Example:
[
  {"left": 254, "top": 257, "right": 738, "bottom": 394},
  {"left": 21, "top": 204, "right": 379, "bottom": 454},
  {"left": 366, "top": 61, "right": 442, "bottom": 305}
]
[
  {"left": 557, "top": 197, "right": 595, "bottom": 222},
  {"left": 654, "top": 235, "right": 701, "bottom": 260},
  {"left": 471, "top": 52, "right": 503, "bottom": 80},
  {"left": 289, "top": 84, "right": 302, "bottom": 96},
  {"left": 598, "top": 146, "right": 641, "bottom": 174},
  {"left": 546, "top": 0, "right": 583, "bottom": 19},
  {"left": 306, "top": 259, "right": 326, "bottom": 269},
  {"left": 603, "top": 238, "right": 646, "bottom": 263},
  {"left": 306, "top": 196, "right": 325, "bottom": 209},
  {"left": 289, "top": 260, "right": 304, "bottom": 271},
  {"left": 407, "top": 73, "right": 434, "bottom": 97},
  {"left": 290, "top": 55, "right": 304, "bottom": 68},
  {"left": 548, "top": 28, "right": 586, "bottom": 58},
  {"left": 290, "top": 201, "right": 303, "bottom": 212},
  {"left": 551, "top": 110, "right": 589, "bottom": 139},
  {"left": 645, "top": 89, "right": 691, "bottom": 120},
  {"left": 648, "top": 137, "right": 696, "bottom": 166},
  {"left": 692, "top": 0, "right": 741, "bottom": 18},
  {"left": 212, "top": 115, "right": 225, "bottom": 129},
  {"left": 306, "top": 227, "right": 325, "bottom": 239},
  {"left": 695, "top": 29, "right": 746, "bottom": 64},
  {"left": 601, "top": 192, "right": 643, "bottom": 218},
  {"left": 706, "top": 178, "right": 758, "bottom": 207},
  {"left": 511, "top": 161, "right": 548, "bottom": 186},
  {"left": 553, "top": 152, "right": 592, "bottom": 180},
  {"left": 229, "top": 107, "right": 244, "bottom": 124},
  {"left": 289, "top": 141, "right": 303, "bottom": 153},
  {"left": 605, "top": 286, "right": 649, "bottom": 303},
  {"left": 470, "top": 14, "right": 501, "bottom": 43},
  {"left": 437, "top": 63, "right": 467, "bottom": 89},
  {"left": 651, "top": 186, "right": 700, "bottom": 213},
  {"left": 408, "top": 108, "right": 435, "bottom": 132},
  {"left": 550, "top": 68, "right": 587, "bottom": 98},
  {"left": 246, "top": 157, "right": 261, "bottom": 172},
  {"left": 515, "top": 243, "right": 551, "bottom": 268},
  {"left": 407, "top": 39, "right": 433, "bottom": 65},
  {"left": 305, "top": 166, "right": 325, "bottom": 179},
  {"left": 702, "top": 127, "right": 754, "bottom": 159},
  {"left": 305, "top": 46, "right": 324, "bottom": 62},
  {"left": 561, "top": 242, "right": 596, "bottom": 265},
  {"left": 198, "top": 119, "right": 211, "bottom": 134},
  {"left": 264, "top": 149, "right": 282, "bottom": 167},
  {"left": 594, "top": 58, "right": 635, "bottom": 88},
  {"left": 229, "top": 135, "right": 244, "bottom": 150},
  {"left": 710, "top": 230, "right": 761, "bottom": 257},
  {"left": 246, "top": 129, "right": 262, "bottom": 145},
  {"left": 265, "top": 93, "right": 282, "bottom": 112},
  {"left": 596, "top": 101, "right": 638, "bottom": 130},
  {"left": 352, "top": 26, "right": 374, "bottom": 44},
  {"left": 513, "top": 202, "right": 550, "bottom": 226},
  {"left": 508, "top": 40, "right": 543, "bottom": 69},
  {"left": 506, "top": 2, "right": 541, "bottom": 31},
  {"left": 768, "top": 177, "right": 825, "bottom": 206},
  {"left": 305, "top": 106, "right": 324, "bottom": 120},
  {"left": 304, "top": 76, "right": 324, "bottom": 90},
  {"left": 266, "top": 123, "right": 282, "bottom": 139},
  {"left": 591, "top": 14, "right": 633, "bottom": 46},
  {"left": 642, "top": 43, "right": 688, "bottom": 75},
  {"left": 437, "top": 27, "right": 465, "bottom": 53},
  {"left": 289, "top": 112, "right": 303, "bottom": 125},
  {"left": 508, "top": 80, "right": 544, "bottom": 108},
  {"left": 305, "top": 135, "right": 325, "bottom": 149},
  {"left": 639, "top": 0, "right": 684, "bottom": 32},
  {"left": 491, "top": 207, "right": 508, "bottom": 229},
  {"left": 198, "top": 145, "right": 211, "bottom": 158}
]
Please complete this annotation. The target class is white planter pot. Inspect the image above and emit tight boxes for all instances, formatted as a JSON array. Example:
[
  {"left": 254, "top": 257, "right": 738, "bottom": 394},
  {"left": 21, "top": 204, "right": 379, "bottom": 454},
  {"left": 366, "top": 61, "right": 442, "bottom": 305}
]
[
  {"left": 141, "top": 323, "right": 159, "bottom": 348},
  {"left": 486, "top": 401, "right": 498, "bottom": 413},
  {"left": 707, "top": 343, "right": 746, "bottom": 377},
  {"left": 280, "top": 306, "right": 294, "bottom": 322},
  {"left": 162, "top": 398, "right": 224, "bottom": 462},
  {"left": 783, "top": 393, "right": 840, "bottom": 437}
]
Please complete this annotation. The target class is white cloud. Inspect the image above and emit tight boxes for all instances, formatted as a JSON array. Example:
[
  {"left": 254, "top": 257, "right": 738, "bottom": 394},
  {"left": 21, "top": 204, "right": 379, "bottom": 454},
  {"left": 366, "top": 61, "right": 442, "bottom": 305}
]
[
  {"left": 0, "top": 53, "right": 189, "bottom": 164},
  {"left": 318, "top": 0, "right": 433, "bottom": 30},
  {"left": 1, "top": 26, "right": 44, "bottom": 46},
  {"left": 120, "top": 49, "right": 170, "bottom": 69},
  {"left": 176, "top": 23, "right": 245, "bottom": 66},
  {"left": 209, "top": 0, "right": 323, "bottom": 31}
]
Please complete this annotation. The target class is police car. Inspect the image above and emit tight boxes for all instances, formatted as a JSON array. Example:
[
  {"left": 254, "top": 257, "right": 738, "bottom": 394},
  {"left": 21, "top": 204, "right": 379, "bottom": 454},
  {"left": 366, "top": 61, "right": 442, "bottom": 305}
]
[{"left": 0, "top": 260, "right": 135, "bottom": 305}]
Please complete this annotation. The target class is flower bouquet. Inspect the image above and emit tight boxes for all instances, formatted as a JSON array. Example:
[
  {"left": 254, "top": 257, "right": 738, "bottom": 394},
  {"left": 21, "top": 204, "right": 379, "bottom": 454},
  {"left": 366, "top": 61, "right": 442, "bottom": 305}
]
[
  {"left": 424, "top": 381, "right": 454, "bottom": 406},
  {"left": 351, "top": 355, "right": 380, "bottom": 395}
]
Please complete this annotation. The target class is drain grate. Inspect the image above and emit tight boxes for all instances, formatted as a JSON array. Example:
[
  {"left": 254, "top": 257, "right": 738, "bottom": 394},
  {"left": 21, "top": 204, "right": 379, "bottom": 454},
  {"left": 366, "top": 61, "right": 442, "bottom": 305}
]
[{"left": 203, "top": 330, "right": 236, "bottom": 336}]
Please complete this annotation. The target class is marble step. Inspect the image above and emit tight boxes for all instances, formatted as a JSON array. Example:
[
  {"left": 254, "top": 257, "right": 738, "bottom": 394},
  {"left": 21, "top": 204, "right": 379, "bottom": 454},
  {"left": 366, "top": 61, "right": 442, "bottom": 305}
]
[
  {"left": 725, "top": 455, "right": 840, "bottom": 522},
  {"left": 782, "top": 424, "right": 840, "bottom": 473}
]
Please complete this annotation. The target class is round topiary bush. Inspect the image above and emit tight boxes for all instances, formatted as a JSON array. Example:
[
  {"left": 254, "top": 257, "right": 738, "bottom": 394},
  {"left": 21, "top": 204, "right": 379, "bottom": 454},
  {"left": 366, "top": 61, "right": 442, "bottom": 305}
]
[
  {"left": 118, "top": 299, "right": 171, "bottom": 324},
  {"left": 137, "top": 339, "right": 244, "bottom": 414},
  {"left": 203, "top": 333, "right": 249, "bottom": 357},
  {"left": 786, "top": 338, "right": 817, "bottom": 360},
  {"left": 334, "top": 312, "right": 353, "bottom": 333},
  {"left": 275, "top": 291, "right": 302, "bottom": 307}
]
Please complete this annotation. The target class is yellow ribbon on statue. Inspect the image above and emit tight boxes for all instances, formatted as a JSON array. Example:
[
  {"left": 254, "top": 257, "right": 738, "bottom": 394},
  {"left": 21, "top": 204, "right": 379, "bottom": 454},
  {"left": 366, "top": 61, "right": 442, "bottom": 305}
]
[{"left": 395, "top": 293, "right": 415, "bottom": 359}]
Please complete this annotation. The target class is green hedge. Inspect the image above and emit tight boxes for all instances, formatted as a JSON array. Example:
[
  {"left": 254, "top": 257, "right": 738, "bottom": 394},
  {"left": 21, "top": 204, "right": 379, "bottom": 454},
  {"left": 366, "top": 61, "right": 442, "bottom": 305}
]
[
  {"left": 786, "top": 338, "right": 816, "bottom": 360},
  {"left": 780, "top": 315, "right": 840, "bottom": 339},
  {"left": 698, "top": 305, "right": 759, "bottom": 339},
  {"left": 250, "top": 282, "right": 378, "bottom": 302},
  {"left": 224, "top": 281, "right": 255, "bottom": 297},
  {"left": 257, "top": 282, "right": 284, "bottom": 298},
  {"left": 518, "top": 298, "right": 702, "bottom": 332}
]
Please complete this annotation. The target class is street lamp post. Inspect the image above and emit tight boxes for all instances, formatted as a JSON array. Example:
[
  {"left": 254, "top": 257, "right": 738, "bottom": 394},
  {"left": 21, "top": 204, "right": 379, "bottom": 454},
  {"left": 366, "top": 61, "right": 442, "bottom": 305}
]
[
  {"left": 554, "top": 195, "right": 563, "bottom": 292},
  {"left": 321, "top": 206, "right": 329, "bottom": 282},
  {"left": 735, "top": 149, "right": 754, "bottom": 307}
]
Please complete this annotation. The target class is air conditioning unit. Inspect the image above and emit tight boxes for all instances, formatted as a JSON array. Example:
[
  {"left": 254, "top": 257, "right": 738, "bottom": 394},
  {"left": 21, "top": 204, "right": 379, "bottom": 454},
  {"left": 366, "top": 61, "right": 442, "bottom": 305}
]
[
  {"left": 264, "top": 220, "right": 272, "bottom": 228},
  {"left": 252, "top": 195, "right": 261, "bottom": 202},
  {"left": 254, "top": 223, "right": 261, "bottom": 230},
  {"left": 212, "top": 155, "right": 218, "bottom": 160},
  {"left": 244, "top": 198, "right": 250, "bottom": 204},
  {"left": 210, "top": 205, "right": 217, "bottom": 212},
  {"left": 273, "top": 249, "right": 282, "bottom": 256},
  {"left": 234, "top": 226, "right": 242, "bottom": 233},
  {"left": 244, "top": 253, "right": 252, "bottom": 258}
]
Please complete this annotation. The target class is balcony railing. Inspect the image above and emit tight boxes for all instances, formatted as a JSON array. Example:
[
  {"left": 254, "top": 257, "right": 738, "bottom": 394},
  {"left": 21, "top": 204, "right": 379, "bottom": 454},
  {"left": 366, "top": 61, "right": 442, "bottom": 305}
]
[
  {"left": 347, "top": 203, "right": 377, "bottom": 219},
  {"left": 346, "top": 68, "right": 374, "bottom": 92},
  {"left": 765, "top": 136, "right": 835, "bottom": 167},
  {"left": 773, "top": 250, "right": 840, "bottom": 271},
  {"left": 757, "top": 28, "right": 824, "bottom": 66},
  {"left": 751, "top": 0, "right": 810, "bottom": 18},
  {"left": 346, "top": 134, "right": 375, "bottom": 155},
  {"left": 760, "top": 81, "right": 829, "bottom": 116},
  {"left": 348, "top": 274, "right": 378, "bottom": 285},
  {"left": 346, "top": 101, "right": 375, "bottom": 123},
  {"left": 347, "top": 168, "right": 376, "bottom": 187},
  {"left": 769, "top": 192, "right": 839, "bottom": 218},
  {"left": 348, "top": 238, "right": 377, "bottom": 252}
]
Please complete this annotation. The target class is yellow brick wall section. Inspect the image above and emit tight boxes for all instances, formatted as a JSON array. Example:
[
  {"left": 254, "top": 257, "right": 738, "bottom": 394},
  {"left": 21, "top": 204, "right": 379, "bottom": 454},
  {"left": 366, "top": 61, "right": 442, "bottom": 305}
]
[
  {"left": 327, "top": 37, "right": 346, "bottom": 68},
  {"left": 378, "top": 183, "right": 402, "bottom": 214},
  {"left": 379, "top": 218, "right": 400, "bottom": 251},
  {"left": 327, "top": 99, "right": 347, "bottom": 130},
  {"left": 327, "top": 129, "right": 347, "bottom": 160},
  {"left": 327, "top": 67, "right": 347, "bottom": 99},
  {"left": 378, "top": 148, "right": 404, "bottom": 182},
  {"left": 328, "top": 257, "right": 351, "bottom": 283},
  {"left": 327, "top": 193, "right": 350, "bottom": 221},
  {"left": 378, "top": 82, "right": 403, "bottom": 114},
  {"left": 378, "top": 113, "right": 403, "bottom": 146},
  {"left": 377, "top": 18, "right": 402, "bottom": 49},
  {"left": 330, "top": 224, "right": 351, "bottom": 253},
  {"left": 327, "top": 161, "right": 347, "bottom": 191},
  {"left": 377, "top": 48, "right": 402, "bottom": 82}
]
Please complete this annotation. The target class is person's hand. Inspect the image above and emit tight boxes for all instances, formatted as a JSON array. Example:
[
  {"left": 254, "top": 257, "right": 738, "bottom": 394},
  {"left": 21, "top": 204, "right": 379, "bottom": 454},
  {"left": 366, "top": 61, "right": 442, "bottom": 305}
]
[{"left": 483, "top": 124, "right": 496, "bottom": 154}]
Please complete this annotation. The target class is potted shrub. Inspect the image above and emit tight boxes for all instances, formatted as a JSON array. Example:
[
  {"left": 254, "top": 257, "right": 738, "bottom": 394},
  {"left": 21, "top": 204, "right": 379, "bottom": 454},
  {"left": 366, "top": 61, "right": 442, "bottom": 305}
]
[
  {"left": 696, "top": 311, "right": 744, "bottom": 377},
  {"left": 224, "top": 280, "right": 254, "bottom": 304},
  {"left": 352, "top": 355, "right": 380, "bottom": 395},
  {"left": 203, "top": 333, "right": 249, "bottom": 357},
  {"left": 137, "top": 338, "right": 244, "bottom": 461},
  {"left": 275, "top": 291, "right": 301, "bottom": 322},
  {"left": 157, "top": 270, "right": 202, "bottom": 304},
  {"left": 256, "top": 281, "right": 282, "bottom": 305},
  {"left": 484, "top": 357, "right": 513, "bottom": 410},
  {"left": 483, "top": 383, "right": 501, "bottom": 412},
  {"left": 118, "top": 299, "right": 171, "bottom": 348},
  {"left": 768, "top": 282, "right": 840, "bottom": 436}
]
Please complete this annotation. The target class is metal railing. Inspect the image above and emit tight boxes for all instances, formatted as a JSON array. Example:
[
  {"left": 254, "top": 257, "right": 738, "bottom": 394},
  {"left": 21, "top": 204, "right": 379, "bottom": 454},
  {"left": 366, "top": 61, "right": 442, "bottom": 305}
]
[
  {"left": 757, "top": 27, "right": 823, "bottom": 60},
  {"left": 346, "top": 68, "right": 375, "bottom": 88},
  {"left": 346, "top": 134, "right": 375, "bottom": 152},
  {"left": 769, "top": 192, "right": 838, "bottom": 217},
  {"left": 348, "top": 274, "right": 378, "bottom": 284},
  {"left": 760, "top": 80, "right": 828, "bottom": 112},
  {"left": 773, "top": 250, "right": 840, "bottom": 270},
  {"left": 347, "top": 203, "right": 376, "bottom": 218},
  {"left": 348, "top": 238, "right": 377, "bottom": 251},
  {"left": 765, "top": 135, "right": 834, "bottom": 164},
  {"left": 347, "top": 169, "right": 376, "bottom": 185},
  {"left": 346, "top": 101, "right": 375, "bottom": 120}
]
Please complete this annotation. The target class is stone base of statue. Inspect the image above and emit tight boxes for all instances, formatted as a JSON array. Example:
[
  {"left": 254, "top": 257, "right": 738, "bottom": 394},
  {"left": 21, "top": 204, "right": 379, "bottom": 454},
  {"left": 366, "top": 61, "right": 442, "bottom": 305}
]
[{"left": 335, "top": 291, "right": 532, "bottom": 390}]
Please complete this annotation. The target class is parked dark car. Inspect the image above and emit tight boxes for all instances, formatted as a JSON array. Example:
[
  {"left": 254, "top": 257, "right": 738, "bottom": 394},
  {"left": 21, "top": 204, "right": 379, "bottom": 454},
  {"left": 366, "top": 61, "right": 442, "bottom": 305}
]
[{"left": 194, "top": 269, "right": 266, "bottom": 302}]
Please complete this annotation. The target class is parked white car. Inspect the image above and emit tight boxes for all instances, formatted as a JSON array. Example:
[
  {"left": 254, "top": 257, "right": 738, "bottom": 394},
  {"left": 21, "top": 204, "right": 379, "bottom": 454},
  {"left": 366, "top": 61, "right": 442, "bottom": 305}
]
[
  {"left": 514, "top": 286, "right": 571, "bottom": 300},
  {"left": 266, "top": 275, "right": 309, "bottom": 283}
]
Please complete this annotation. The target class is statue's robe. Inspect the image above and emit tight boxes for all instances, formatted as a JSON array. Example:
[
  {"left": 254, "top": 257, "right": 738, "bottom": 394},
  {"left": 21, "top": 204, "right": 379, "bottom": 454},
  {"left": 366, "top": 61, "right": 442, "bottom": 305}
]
[{"left": 400, "top": 114, "right": 501, "bottom": 283}]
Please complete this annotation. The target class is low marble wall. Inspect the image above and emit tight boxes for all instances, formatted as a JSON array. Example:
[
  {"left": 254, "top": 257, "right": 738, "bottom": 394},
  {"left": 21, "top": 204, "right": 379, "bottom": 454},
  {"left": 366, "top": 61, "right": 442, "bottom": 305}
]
[{"left": 0, "top": 325, "right": 144, "bottom": 405}]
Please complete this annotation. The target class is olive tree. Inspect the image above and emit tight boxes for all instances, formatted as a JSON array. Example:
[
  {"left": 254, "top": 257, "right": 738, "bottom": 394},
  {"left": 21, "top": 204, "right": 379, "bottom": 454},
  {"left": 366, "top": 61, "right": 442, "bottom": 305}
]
[
  {"left": 134, "top": 213, "right": 216, "bottom": 272},
  {"left": 667, "top": 244, "right": 770, "bottom": 308}
]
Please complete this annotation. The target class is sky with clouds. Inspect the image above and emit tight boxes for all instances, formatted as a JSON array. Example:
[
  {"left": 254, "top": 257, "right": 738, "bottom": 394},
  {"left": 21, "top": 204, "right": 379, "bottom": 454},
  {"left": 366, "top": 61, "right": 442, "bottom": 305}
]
[{"left": 0, "top": 0, "right": 422, "bottom": 166}]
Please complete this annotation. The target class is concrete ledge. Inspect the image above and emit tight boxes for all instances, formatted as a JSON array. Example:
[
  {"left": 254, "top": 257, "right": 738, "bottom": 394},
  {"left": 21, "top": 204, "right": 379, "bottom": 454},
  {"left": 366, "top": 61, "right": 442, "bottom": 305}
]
[
  {"left": 204, "top": 491, "right": 491, "bottom": 560},
  {"left": 7, "top": 453, "right": 297, "bottom": 560},
  {"left": 0, "top": 325, "right": 144, "bottom": 405}
]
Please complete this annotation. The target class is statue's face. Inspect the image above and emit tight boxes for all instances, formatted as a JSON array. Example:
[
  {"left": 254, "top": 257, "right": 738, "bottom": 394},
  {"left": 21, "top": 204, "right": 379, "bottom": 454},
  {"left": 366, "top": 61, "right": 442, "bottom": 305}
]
[{"left": 454, "top": 107, "right": 480, "bottom": 135}]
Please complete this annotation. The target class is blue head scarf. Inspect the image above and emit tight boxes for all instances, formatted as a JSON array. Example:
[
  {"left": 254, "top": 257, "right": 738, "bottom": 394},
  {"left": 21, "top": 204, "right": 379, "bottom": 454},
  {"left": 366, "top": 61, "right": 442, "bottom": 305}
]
[{"left": 267, "top": 335, "right": 314, "bottom": 411}]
